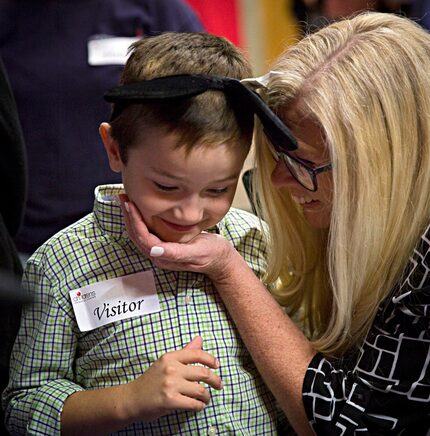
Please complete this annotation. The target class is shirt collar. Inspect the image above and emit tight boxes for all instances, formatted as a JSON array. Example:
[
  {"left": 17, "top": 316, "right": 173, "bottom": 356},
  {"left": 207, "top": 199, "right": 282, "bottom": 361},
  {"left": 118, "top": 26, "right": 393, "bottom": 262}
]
[{"left": 93, "top": 184, "right": 126, "bottom": 239}]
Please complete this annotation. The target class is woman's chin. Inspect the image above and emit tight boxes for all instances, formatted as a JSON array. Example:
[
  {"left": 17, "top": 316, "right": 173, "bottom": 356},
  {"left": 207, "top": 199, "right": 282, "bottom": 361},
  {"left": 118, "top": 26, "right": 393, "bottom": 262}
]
[{"left": 303, "top": 210, "right": 331, "bottom": 229}]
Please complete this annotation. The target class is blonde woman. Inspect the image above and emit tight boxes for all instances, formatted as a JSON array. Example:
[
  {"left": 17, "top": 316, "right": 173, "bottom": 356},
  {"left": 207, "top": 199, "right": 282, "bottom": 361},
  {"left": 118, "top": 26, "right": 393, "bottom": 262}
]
[{"left": 120, "top": 12, "right": 430, "bottom": 434}]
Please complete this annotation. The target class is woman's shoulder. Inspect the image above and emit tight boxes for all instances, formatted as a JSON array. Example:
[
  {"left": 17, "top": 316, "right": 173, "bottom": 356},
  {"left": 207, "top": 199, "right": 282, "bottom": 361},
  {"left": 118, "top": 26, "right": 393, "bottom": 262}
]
[
  {"left": 397, "top": 221, "right": 430, "bottom": 294},
  {"left": 367, "top": 221, "right": 430, "bottom": 344}
]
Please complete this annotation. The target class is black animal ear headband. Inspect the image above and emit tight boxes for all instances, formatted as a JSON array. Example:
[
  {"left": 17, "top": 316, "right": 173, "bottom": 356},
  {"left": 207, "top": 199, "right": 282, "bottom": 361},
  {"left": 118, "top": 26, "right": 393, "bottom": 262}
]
[{"left": 104, "top": 73, "right": 298, "bottom": 152}]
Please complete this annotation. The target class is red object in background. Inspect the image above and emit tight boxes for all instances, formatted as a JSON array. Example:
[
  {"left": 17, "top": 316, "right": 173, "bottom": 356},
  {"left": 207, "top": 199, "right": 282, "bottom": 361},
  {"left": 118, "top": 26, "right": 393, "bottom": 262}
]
[{"left": 184, "top": 0, "right": 242, "bottom": 46}]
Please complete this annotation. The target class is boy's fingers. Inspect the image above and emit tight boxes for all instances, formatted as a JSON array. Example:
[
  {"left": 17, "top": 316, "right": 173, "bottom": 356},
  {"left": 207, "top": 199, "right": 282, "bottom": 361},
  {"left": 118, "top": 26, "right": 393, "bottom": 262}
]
[
  {"left": 184, "top": 336, "right": 203, "bottom": 350},
  {"left": 159, "top": 391, "right": 207, "bottom": 413},
  {"left": 180, "top": 381, "right": 211, "bottom": 404},
  {"left": 174, "top": 349, "right": 220, "bottom": 370},
  {"left": 184, "top": 365, "right": 223, "bottom": 390},
  {"left": 174, "top": 395, "right": 206, "bottom": 412}
]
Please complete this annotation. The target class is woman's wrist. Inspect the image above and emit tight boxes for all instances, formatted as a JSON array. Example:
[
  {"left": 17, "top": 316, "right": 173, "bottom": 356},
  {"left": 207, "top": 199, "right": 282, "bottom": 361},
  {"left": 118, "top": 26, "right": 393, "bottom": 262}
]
[{"left": 207, "top": 241, "right": 256, "bottom": 288}]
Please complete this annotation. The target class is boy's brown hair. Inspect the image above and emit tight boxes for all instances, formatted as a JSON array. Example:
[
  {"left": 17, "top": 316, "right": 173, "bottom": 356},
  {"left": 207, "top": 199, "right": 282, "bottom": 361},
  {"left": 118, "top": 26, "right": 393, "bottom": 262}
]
[{"left": 109, "top": 32, "right": 253, "bottom": 162}]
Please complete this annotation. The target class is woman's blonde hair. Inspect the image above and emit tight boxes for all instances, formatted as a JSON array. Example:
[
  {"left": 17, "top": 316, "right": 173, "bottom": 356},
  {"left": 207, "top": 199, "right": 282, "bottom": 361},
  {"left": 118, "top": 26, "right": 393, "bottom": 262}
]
[{"left": 255, "top": 12, "right": 430, "bottom": 356}]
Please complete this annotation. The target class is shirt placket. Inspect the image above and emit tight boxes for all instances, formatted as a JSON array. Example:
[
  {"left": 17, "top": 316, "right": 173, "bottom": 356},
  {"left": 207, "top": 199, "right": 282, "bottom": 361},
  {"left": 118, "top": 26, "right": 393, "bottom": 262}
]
[
  {"left": 175, "top": 271, "right": 202, "bottom": 347},
  {"left": 175, "top": 271, "right": 225, "bottom": 435}
]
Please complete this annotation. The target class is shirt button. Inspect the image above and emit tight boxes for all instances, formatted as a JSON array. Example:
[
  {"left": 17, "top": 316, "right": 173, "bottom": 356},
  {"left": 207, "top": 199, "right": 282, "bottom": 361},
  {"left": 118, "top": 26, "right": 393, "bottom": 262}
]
[
  {"left": 207, "top": 426, "right": 218, "bottom": 436},
  {"left": 184, "top": 295, "right": 192, "bottom": 305}
]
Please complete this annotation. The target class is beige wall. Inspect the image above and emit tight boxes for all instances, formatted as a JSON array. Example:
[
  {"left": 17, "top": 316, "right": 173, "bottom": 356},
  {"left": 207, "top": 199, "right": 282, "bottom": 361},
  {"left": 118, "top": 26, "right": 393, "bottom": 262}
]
[{"left": 232, "top": 0, "right": 299, "bottom": 211}]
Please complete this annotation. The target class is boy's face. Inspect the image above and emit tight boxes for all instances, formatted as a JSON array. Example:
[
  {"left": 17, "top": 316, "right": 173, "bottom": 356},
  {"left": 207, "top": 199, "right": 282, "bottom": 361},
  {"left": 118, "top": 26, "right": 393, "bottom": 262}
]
[{"left": 101, "top": 123, "right": 248, "bottom": 243}]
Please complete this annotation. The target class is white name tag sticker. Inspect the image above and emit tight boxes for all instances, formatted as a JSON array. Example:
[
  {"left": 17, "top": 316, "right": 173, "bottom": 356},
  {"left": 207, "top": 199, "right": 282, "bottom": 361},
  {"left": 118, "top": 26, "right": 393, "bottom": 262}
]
[
  {"left": 87, "top": 36, "right": 141, "bottom": 66},
  {"left": 70, "top": 271, "right": 160, "bottom": 332}
]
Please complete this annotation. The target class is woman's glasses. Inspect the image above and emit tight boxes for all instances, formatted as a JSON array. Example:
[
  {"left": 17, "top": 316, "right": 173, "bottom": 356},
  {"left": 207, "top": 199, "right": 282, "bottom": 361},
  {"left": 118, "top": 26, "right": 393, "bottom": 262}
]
[
  {"left": 242, "top": 71, "right": 332, "bottom": 192},
  {"left": 268, "top": 142, "right": 332, "bottom": 192}
]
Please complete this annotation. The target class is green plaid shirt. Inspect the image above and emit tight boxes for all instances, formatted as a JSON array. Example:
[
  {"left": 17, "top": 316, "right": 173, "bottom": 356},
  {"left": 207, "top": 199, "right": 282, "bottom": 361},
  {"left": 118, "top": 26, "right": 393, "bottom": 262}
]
[{"left": 3, "top": 185, "right": 283, "bottom": 435}]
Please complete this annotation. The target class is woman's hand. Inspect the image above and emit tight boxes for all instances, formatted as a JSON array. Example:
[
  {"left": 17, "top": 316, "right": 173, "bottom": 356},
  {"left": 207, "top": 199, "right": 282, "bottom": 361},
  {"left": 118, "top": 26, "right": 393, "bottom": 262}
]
[
  {"left": 118, "top": 196, "right": 315, "bottom": 436},
  {"left": 121, "top": 336, "right": 223, "bottom": 423},
  {"left": 118, "top": 194, "right": 240, "bottom": 281}
]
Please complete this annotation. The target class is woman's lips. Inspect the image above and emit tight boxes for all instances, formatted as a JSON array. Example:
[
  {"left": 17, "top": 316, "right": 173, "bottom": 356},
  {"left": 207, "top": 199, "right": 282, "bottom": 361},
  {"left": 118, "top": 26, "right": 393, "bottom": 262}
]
[
  {"left": 302, "top": 200, "right": 321, "bottom": 210},
  {"left": 160, "top": 218, "right": 197, "bottom": 232},
  {"left": 291, "top": 195, "right": 321, "bottom": 207}
]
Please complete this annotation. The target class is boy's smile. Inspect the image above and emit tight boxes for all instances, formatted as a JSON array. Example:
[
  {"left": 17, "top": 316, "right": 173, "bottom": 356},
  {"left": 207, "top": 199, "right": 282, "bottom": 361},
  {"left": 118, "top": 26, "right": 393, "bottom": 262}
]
[{"left": 101, "top": 123, "right": 248, "bottom": 243}]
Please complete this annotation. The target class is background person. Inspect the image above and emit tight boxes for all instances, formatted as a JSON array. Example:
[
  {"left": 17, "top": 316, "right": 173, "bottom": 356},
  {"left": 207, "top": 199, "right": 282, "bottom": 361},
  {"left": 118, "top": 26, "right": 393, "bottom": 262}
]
[
  {"left": 0, "top": 0, "right": 204, "bottom": 258},
  {"left": 120, "top": 12, "right": 430, "bottom": 434},
  {"left": 0, "top": 55, "right": 27, "bottom": 436},
  {"left": 291, "top": 0, "right": 412, "bottom": 33}
]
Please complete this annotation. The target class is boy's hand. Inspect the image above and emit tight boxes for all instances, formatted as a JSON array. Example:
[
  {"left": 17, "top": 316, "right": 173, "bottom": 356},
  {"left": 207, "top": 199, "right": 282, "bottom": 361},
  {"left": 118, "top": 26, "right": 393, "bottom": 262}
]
[
  {"left": 120, "top": 336, "right": 223, "bottom": 422},
  {"left": 118, "top": 195, "right": 240, "bottom": 281}
]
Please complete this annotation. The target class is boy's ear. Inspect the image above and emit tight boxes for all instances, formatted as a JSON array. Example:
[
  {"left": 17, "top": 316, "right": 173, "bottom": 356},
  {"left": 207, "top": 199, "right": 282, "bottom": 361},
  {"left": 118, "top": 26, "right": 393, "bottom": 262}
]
[{"left": 99, "top": 122, "right": 122, "bottom": 173}]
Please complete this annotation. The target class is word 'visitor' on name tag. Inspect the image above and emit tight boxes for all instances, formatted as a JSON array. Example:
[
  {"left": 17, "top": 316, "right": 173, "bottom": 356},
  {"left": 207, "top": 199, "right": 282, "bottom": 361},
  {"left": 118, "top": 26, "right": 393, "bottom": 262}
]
[{"left": 70, "top": 271, "right": 161, "bottom": 331}]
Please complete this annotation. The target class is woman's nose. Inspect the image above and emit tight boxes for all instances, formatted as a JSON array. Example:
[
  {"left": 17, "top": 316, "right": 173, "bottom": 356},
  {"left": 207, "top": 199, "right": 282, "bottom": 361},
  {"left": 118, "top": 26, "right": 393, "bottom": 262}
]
[{"left": 271, "top": 160, "right": 295, "bottom": 188}]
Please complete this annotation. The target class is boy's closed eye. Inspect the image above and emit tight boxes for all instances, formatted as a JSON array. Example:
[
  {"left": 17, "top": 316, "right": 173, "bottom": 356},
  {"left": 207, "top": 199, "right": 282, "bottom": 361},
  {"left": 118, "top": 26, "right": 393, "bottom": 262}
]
[
  {"left": 153, "top": 181, "right": 231, "bottom": 196},
  {"left": 153, "top": 181, "right": 178, "bottom": 192},
  {"left": 206, "top": 187, "right": 229, "bottom": 196}
]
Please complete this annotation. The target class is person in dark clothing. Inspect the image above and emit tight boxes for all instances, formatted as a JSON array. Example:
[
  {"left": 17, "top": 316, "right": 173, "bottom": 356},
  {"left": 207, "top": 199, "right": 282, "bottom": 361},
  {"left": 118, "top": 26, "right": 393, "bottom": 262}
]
[
  {"left": 291, "top": 0, "right": 412, "bottom": 33},
  {"left": 0, "top": 0, "right": 204, "bottom": 256},
  {"left": 0, "top": 57, "right": 26, "bottom": 272},
  {"left": 409, "top": 0, "right": 430, "bottom": 30},
  {"left": 118, "top": 12, "right": 430, "bottom": 434},
  {"left": 0, "top": 56, "right": 27, "bottom": 435}
]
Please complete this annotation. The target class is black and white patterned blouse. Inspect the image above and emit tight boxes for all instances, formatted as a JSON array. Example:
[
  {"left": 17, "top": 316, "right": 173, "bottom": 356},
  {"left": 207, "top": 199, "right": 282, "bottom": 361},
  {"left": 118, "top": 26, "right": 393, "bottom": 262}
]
[{"left": 303, "top": 223, "right": 430, "bottom": 435}]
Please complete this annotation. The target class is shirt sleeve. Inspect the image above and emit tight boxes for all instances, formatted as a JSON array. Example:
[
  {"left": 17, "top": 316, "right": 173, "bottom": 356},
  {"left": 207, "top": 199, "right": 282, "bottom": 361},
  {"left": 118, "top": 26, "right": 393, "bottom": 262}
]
[
  {"left": 2, "top": 256, "right": 84, "bottom": 435},
  {"left": 222, "top": 209, "right": 269, "bottom": 280}
]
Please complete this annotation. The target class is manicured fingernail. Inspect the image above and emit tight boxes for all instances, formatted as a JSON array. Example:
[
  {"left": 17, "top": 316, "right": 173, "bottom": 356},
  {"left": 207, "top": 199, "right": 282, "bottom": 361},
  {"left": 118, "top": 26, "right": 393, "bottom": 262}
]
[
  {"left": 150, "top": 246, "right": 164, "bottom": 257},
  {"left": 219, "top": 380, "right": 224, "bottom": 389},
  {"left": 124, "top": 202, "right": 130, "bottom": 213},
  {"left": 215, "top": 358, "right": 220, "bottom": 368}
]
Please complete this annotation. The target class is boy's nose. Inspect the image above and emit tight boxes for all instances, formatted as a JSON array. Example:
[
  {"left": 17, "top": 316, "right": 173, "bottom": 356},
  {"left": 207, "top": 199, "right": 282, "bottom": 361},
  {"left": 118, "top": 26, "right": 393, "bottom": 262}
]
[
  {"left": 172, "top": 196, "right": 204, "bottom": 224},
  {"left": 271, "top": 160, "right": 294, "bottom": 188}
]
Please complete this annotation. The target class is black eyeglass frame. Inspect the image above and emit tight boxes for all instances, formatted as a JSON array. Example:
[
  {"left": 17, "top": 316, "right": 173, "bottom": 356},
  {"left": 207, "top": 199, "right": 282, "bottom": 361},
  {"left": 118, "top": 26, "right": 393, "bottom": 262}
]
[{"left": 270, "top": 142, "right": 332, "bottom": 192}]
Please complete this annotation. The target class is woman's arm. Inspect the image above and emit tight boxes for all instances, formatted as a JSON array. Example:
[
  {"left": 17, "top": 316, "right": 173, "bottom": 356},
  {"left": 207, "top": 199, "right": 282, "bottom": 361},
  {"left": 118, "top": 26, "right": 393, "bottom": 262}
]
[
  {"left": 207, "top": 247, "right": 316, "bottom": 435},
  {"left": 120, "top": 196, "right": 316, "bottom": 435},
  {"left": 121, "top": 196, "right": 430, "bottom": 434}
]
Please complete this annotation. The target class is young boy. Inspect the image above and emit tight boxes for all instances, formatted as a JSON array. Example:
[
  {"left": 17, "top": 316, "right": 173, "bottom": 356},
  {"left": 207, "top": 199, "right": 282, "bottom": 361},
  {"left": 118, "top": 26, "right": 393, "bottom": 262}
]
[{"left": 3, "top": 33, "right": 284, "bottom": 434}]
